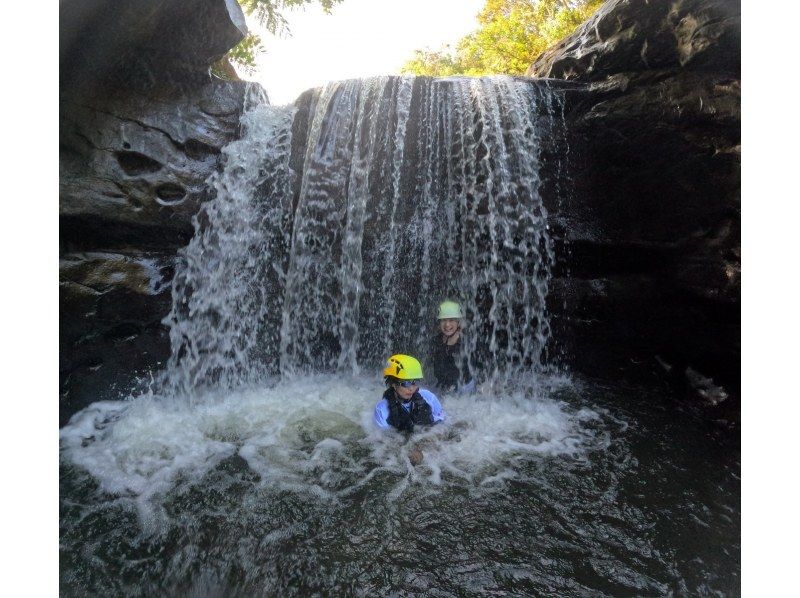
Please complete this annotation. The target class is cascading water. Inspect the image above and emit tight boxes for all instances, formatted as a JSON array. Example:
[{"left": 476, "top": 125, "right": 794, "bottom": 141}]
[
  {"left": 160, "top": 76, "right": 558, "bottom": 387},
  {"left": 162, "top": 85, "right": 295, "bottom": 395},
  {"left": 60, "top": 76, "right": 739, "bottom": 596},
  {"left": 278, "top": 76, "right": 557, "bottom": 383}
]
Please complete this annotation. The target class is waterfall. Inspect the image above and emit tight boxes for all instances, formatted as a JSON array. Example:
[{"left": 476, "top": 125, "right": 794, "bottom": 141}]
[
  {"left": 164, "top": 75, "right": 562, "bottom": 395},
  {"left": 161, "top": 85, "right": 295, "bottom": 397}
]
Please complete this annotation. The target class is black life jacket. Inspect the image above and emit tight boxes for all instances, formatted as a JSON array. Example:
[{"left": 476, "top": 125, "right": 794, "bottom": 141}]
[{"left": 384, "top": 388, "right": 434, "bottom": 432}]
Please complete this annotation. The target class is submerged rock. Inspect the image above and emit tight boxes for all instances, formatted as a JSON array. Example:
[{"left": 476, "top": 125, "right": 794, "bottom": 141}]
[
  {"left": 281, "top": 410, "right": 364, "bottom": 448},
  {"left": 408, "top": 448, "right": 424, "bottom": 466}
]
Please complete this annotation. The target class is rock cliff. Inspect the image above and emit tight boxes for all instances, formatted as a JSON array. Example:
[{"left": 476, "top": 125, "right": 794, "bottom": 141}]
[
  {"left": 531, "top": 0, "right": 740, "bottom": 409},
  {"left": 59, "top": 0, "right": 250, "bottom": 423}
]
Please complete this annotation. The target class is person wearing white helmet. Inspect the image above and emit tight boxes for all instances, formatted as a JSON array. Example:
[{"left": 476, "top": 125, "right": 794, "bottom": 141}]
[{"left": 430, "top": 300, "right": 475, "bottom": 393}]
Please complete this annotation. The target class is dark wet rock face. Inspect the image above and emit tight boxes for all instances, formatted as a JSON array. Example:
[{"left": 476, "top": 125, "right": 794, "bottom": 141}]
[
  {"left": 60, "top": 83, "right": 246, "bottom": 250},
  {"left": 59, "top": 253, "right": 174, "bottom": 426},
  {"left": 533, "top": 0, "right": 740, "bottom": 407},
  {"left": 60, "top": 0, "right": 246, "bottom": 91},
  {"left": 530, "top": 0, "right": 739, "bottom": 80},
  {"left": 60, "top": 0, "right": 249, "bottom": 422}
]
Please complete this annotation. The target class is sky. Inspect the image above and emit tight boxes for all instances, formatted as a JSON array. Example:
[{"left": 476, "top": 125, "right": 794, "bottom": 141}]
[{"left": 246, "top": 0, "right": 486, "bottom": 105}]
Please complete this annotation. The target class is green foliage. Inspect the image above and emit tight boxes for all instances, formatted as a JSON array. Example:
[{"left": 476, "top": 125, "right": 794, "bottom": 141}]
[
  {"left": 227, "top": 33, "right": 264, "bottom": 74},
  {"left": 401, "top": 49, "right": 465, "bottom": 78},
  {"left": 401, "top": 0, "right": 605, "bottom": 77},
  {"left": 226, "top": 0, "right": 343, "bottom": 72},
  {"left": 239, "top": 0, "right": 340, "bottom": 36}
]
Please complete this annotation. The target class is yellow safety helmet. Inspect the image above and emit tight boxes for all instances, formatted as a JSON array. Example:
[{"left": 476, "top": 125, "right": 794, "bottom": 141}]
[
  {"left": 383, "top": 354, "right": 424, "bottom": 380},
  {"left": 437, "top": 300, "right": 463, "bottom": 319}
]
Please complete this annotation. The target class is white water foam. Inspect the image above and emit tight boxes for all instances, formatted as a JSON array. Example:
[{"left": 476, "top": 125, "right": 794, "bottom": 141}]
[{"left": 61, "top": 374, "right": 602, "bottom": 518}]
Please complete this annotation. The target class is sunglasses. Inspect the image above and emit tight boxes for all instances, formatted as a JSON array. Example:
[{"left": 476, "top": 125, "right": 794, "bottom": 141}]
[{"left": 395, "top": 380, "right": 420, "bottom": 388}]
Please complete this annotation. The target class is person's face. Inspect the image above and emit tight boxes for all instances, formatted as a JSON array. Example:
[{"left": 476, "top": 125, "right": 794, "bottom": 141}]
[
  {"left": 439, "top": 318, "right": 459, "bottom": 336},
  {"left": 393, "top": 380, "right": 418, "bottom": 401}
]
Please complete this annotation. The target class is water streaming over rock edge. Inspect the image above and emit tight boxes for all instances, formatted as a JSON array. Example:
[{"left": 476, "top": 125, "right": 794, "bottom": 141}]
[
  {"left": 60, "top": 76, "right": 739, "bottom": 596},
  {"left": 162, "top": 85, "right": 295, "bottom": 398},
  {"left": 161, "top": 76, "right": 561, "bottom": 394}
]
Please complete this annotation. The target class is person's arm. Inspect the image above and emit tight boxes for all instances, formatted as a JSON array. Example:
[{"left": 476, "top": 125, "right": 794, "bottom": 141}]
[
  {"left": 419, "top": 389, "right": 446, "bottom": 423},
  {"left": 460, "top": 353, "right": 474, "bottom": 386},
  {"left": 374, "top": 400, "right": 391, "bottom": 429},
  {"left": 429, "top": 337, "right": 441, "bottom": 384}
]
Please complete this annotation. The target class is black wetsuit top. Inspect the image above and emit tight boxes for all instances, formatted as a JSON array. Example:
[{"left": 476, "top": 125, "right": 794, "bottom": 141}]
[
  {"left": 383, "top": 388, "right": 434, "bottom": 432},
  {"left": 430, "top": 335, "right": 470, "bottom": 390}
]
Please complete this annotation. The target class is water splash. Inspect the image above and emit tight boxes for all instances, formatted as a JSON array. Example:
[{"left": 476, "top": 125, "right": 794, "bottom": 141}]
[
  {"left": 60, "top": 373, "right": 593, "bottom": 519},
  {"left": 64, "top": 75, "right": 574, "bottom": 503},
  {"left": 161, "top": 85, "right": 295, "bottom": 398}
]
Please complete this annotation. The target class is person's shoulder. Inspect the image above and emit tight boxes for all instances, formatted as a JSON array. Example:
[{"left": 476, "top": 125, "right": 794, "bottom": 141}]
[
  {"left": 419, "top": 388, "right": 445, "bottom": 420},
  {"left": 419, "top": 388, "right": 440, "bottom": 403},
  {"left": 374, "top": 398, "right": 391, "bottom": 428}
]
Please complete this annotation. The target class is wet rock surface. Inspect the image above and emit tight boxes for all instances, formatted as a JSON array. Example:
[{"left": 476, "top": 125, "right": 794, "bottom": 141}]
[
  {"left": 529, "top": 0, "right": 739, "bottom": 80},
  {"left": 534, "top": 0, "right": 740, "bottom": 407},
  {"left": 59, "top": 252, "right": 174, "bottom": 425},
  {"left": 60, "top": 82, "right": 246, "bottom": 249},
  {"left": 60, "top": 0, "right": 246, "bottom": 91},
  {"left": 59, "top": 0, "right": 250, "bottom": 422}
]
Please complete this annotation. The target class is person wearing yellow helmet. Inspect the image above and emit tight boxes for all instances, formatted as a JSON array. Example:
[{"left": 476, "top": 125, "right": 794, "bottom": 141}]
[
  {"left": 430, "top": 300, "right": 475, "bottom": 393},
  {"left": 374, "top": 354, "right": 445, "bottom": 432}
]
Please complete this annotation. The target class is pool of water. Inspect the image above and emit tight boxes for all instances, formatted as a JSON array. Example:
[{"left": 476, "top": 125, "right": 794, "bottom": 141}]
[{"left": 59, "top": 374, "right": 740, "bottom": 596}]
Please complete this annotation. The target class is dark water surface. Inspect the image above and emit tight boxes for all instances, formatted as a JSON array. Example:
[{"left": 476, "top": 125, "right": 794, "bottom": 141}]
[{"left": 60, "top": 377, "right": 740, "bottom": 597}]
